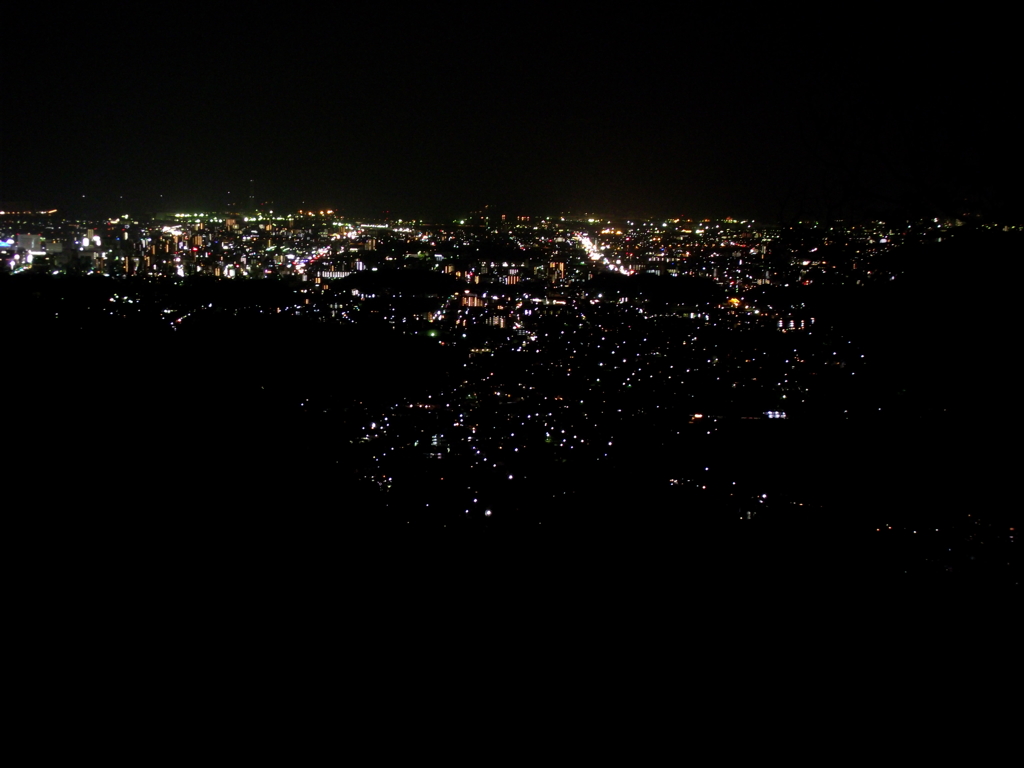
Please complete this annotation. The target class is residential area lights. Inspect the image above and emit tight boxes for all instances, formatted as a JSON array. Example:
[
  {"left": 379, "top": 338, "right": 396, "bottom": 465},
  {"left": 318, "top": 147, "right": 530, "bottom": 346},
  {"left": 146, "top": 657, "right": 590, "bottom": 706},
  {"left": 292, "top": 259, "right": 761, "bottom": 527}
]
[{"left": 2, "top": 207, "right": 1014, "bottom": 580}]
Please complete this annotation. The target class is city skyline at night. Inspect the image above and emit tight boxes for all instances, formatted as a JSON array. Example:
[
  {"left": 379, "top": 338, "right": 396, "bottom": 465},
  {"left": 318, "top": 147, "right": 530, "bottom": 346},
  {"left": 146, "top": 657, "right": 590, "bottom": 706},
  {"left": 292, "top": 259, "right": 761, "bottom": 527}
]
[{"left": 2, "top": 10, "right": 1018, "bottom": 583}]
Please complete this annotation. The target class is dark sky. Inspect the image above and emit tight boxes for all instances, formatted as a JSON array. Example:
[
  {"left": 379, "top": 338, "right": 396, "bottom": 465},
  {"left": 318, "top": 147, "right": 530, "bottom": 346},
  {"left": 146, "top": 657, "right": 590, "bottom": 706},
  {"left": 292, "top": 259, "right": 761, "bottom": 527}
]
[{"left": 3, "top": 10, "right": 1018, "bottom": 222}]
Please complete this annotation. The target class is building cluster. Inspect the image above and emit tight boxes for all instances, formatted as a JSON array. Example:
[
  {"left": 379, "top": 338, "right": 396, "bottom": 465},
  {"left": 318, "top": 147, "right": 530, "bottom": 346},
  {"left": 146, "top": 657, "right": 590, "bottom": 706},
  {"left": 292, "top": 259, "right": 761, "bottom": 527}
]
[{"left": 0, "top": 206, "right": 1009, "bottom": 541}]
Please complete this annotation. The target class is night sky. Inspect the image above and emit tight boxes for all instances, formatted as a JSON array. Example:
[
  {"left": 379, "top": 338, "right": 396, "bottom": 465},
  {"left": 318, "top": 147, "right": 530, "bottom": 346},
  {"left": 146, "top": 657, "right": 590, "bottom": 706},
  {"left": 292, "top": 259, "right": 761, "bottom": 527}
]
[{"left": 3, "top": 11, "right": 1017, "bottom": 222}]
